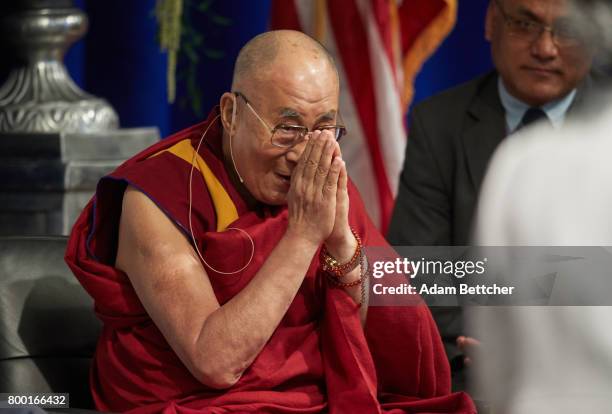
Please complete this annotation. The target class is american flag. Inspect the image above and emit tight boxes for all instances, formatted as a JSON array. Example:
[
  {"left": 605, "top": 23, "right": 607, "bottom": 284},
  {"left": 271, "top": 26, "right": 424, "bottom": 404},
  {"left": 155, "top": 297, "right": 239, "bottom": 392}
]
[{"left": 271, "top": 0, "right": 456, "bottom": 232}]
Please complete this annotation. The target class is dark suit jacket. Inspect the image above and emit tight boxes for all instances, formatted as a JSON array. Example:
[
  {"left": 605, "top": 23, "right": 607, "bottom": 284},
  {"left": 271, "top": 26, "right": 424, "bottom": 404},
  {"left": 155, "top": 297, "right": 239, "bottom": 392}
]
[
  {"left": 388, "top": 70, "right": 592, "bottom": 246},
  {"left": 386, "top": 70, "right": 594, "bottom": 373}
]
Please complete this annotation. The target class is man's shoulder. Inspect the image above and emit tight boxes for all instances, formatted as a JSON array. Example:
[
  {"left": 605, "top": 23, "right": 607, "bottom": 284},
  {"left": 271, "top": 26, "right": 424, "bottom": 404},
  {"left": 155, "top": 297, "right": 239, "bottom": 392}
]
[{"left": 412, "top": 71, "right": 497, "bottom": 120}]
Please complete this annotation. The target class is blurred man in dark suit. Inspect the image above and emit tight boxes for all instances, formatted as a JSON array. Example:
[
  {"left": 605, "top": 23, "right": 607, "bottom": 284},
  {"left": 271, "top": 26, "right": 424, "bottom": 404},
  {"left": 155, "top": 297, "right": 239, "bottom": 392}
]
[{"left": 387, "top": 0, "right": 599, "bottom": 387}]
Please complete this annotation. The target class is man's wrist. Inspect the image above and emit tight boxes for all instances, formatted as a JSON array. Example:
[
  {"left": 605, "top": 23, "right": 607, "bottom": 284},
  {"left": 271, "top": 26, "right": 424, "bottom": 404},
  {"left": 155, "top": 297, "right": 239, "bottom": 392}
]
[
  {"left": 283, "top": 228, "right": 322, "bottom": 254},
  {"left": 324, "top": 228, "right": 357, "bottom": 264}
]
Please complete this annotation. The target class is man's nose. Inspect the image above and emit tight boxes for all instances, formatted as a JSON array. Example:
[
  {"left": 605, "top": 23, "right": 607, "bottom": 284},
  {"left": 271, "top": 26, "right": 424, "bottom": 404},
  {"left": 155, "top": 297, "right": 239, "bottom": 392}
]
[
  {"left": 285, "top": 136, "right": 309, "bottom": 163},
  {"left": 531, "top": 29, "right": 559, "bottom": 60}
]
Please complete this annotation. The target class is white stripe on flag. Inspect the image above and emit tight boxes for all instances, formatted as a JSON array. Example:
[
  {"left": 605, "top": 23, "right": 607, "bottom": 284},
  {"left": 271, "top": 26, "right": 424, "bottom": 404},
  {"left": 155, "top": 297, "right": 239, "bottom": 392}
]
[{"left": 357, "top": 0, "right": 406, "bottom": 199}]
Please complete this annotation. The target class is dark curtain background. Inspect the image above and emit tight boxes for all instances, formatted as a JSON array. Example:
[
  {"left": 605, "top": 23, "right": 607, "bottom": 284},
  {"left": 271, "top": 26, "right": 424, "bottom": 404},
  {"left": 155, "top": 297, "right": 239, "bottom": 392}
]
[
  {"left": 413, "top": 0, "right": 492, "bottom": 105},
  {"left": 2, "top": 0, "right": 492, "bottom": 138}
]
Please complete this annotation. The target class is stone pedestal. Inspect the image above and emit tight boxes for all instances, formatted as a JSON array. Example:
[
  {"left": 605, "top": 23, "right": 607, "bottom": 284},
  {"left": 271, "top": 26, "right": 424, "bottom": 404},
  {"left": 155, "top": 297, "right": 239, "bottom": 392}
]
[{"left": 0, "top": 128, "right": 159, "bottom": 235}]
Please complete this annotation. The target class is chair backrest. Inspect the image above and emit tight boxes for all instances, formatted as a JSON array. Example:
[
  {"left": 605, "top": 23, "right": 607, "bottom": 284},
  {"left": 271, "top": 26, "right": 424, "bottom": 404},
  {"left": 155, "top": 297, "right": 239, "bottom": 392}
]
[{"left": 0, "top": 236, "right": 101, "bottom": 409}]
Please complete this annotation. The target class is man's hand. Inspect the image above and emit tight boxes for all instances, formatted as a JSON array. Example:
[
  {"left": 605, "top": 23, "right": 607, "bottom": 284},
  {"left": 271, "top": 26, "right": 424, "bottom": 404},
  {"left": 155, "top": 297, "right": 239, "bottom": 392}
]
[
  {"left": 457, "top": 336, "right": 481, "bottom": 366},
  {"left": 286, "top": 130, "right": 342, "bottom": 247},
  {"left": 323, "top": 132, "right": 354, "bottom": 263}
]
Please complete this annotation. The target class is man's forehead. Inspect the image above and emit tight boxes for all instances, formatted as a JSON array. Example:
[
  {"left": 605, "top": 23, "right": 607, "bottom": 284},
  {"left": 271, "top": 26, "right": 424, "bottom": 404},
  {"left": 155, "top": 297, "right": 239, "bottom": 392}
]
[
  {"left": 503, "top": 0, "right": 569, "bottom": 18},
  {"left": 275, "top": 106, "right": 338, "bottom": 120},
  {"left": 250, "top": 61, "right": 338, "bottom": 98},
  {"left": 268, "top": 51, "right": 336, "bottom": 77}
]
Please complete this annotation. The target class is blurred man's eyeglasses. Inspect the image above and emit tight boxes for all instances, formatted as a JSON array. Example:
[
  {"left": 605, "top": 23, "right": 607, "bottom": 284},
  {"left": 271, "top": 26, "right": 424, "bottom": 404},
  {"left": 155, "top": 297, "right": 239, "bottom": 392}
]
[
  {"left": 234, "top": 91, "right": 347, "bottom": 148},
  {"left": 494, "top": 0, "right": 584, "bottom": 48}
]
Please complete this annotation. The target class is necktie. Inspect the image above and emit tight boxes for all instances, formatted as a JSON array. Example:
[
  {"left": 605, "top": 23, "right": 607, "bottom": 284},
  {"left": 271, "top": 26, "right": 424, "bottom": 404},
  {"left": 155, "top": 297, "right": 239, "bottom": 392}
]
[{"left": 520, "top": 107, "right": 551, "bottom": 129}]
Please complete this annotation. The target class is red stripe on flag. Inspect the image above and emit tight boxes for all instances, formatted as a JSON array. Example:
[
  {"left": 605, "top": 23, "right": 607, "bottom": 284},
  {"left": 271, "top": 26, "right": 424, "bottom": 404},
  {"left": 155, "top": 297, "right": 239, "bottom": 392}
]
[
  {"left": 269, "top": 0, "right": 302, "bottom": 31},
  {"left": 327, "top": 0, "right": 394, "bottom": 231},
  {"left": 371, "top": 0, "right": 398, "bottom": 87}
]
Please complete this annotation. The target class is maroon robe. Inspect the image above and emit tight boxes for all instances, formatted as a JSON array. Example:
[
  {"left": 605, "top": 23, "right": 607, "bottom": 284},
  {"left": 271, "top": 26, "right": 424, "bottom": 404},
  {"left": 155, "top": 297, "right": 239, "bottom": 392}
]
[{"left": 65, "top": 108, "right": 475, "bottom": 413}]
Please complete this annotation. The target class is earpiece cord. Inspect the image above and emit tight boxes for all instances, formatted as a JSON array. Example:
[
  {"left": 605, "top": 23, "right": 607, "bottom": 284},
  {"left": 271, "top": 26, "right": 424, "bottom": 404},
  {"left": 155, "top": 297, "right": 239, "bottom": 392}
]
[{"left": 188, "top": 114, "right": 254, "bottom": 275}]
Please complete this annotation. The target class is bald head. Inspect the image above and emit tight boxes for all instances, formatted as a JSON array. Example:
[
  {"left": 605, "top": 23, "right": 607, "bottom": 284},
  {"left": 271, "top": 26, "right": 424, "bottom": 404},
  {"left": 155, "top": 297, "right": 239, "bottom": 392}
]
[{"left": 231, "top": 30, "right": 338, "bottom": 90}]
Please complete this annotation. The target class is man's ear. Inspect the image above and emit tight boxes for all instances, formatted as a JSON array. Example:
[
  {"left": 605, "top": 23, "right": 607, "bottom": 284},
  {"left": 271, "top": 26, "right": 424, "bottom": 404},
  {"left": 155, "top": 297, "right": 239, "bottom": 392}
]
[
  {"left": 220, "top": 92, "right": 237, "bottom": 134},
  {"left": 485, "top": 1, "right": 496, "bottom": 42}
]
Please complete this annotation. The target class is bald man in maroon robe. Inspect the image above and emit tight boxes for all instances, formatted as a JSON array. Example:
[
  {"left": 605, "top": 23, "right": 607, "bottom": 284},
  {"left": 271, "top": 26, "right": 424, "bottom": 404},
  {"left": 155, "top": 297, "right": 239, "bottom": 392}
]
[{"left": 66, "top": 30, "right": 475, "bottom": 413}]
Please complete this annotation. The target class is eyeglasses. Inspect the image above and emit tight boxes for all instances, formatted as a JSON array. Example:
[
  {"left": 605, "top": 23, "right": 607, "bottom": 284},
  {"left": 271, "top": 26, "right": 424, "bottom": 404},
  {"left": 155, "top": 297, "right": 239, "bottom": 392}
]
[
  {"left": 494, "top": 0, "right": 584, "bottom": 48},
  {"left": 234, "top": 91, "right": 347, "bottom": 148}
]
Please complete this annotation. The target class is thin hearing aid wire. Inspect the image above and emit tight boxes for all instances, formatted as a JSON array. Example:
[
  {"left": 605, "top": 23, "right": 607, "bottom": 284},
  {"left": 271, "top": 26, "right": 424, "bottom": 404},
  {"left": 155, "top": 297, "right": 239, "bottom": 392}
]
[{"left": 188, "top": 113, "right": 254, "bottom": 275}]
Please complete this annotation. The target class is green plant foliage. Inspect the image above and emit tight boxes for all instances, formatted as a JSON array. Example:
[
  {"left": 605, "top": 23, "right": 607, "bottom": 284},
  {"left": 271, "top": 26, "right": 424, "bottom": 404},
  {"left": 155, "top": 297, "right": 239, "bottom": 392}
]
[
  {"left": 155, "top": 0, "right": 183, "bottom": 103},
  {"left": 156, "top": 0, "right": 232, "bottom": 117}
]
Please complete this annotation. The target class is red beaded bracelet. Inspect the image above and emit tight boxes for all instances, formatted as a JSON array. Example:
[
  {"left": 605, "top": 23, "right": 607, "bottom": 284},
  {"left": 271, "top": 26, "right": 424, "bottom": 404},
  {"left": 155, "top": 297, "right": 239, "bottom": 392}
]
[
  {"left": 327, "top": 271, "right": 363, "bottom": 288},
  {"left": 325, "top": 249, "right": 368, "bottom": 307},
  {"left": 319, "top": 228, "right": 362, "bottom": 278}
]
